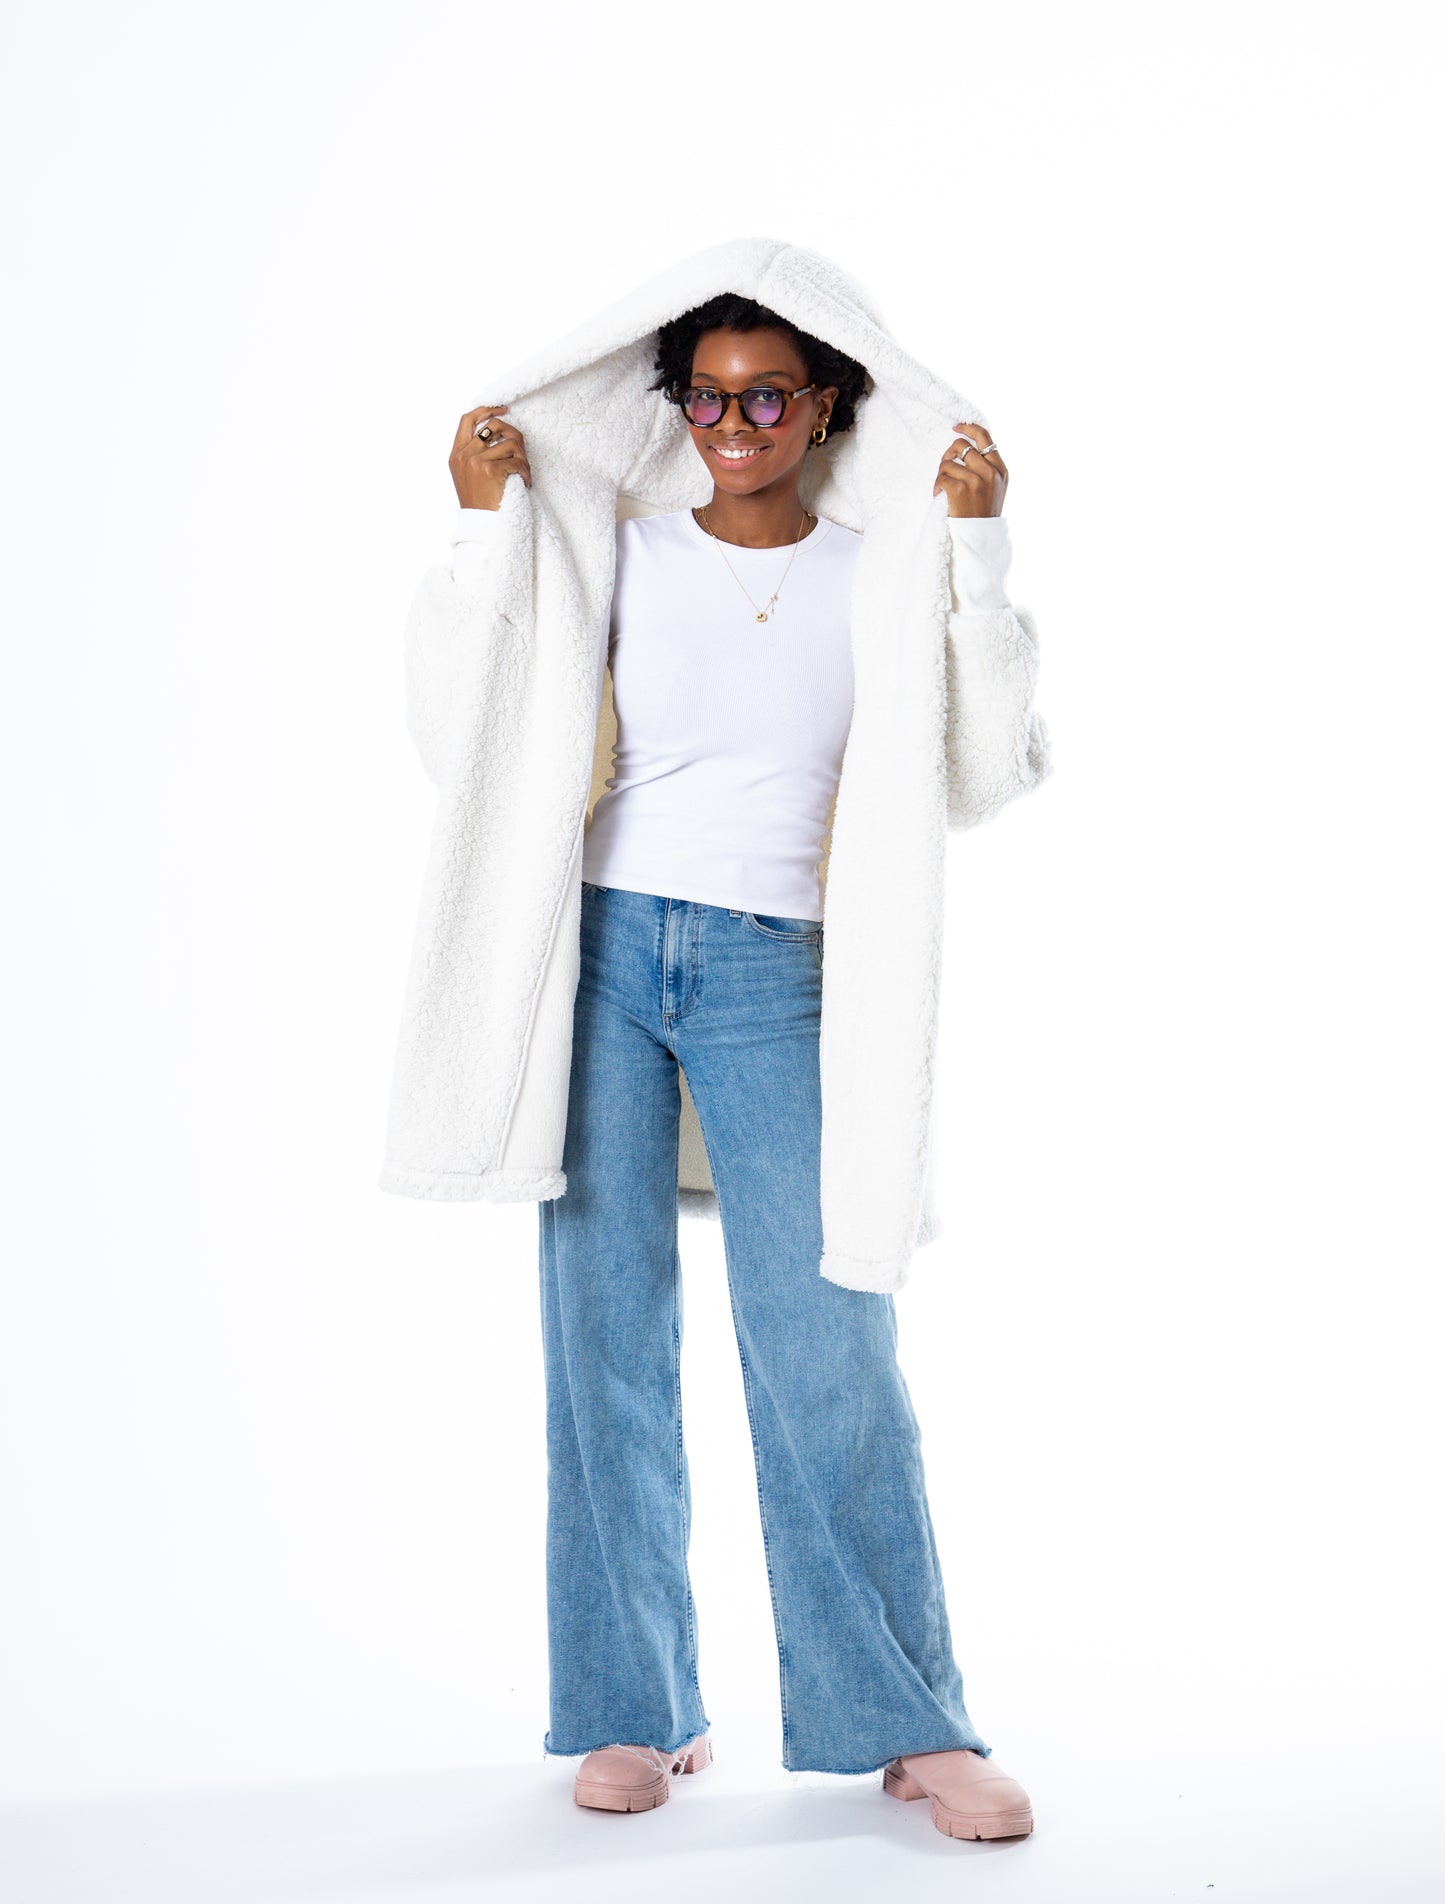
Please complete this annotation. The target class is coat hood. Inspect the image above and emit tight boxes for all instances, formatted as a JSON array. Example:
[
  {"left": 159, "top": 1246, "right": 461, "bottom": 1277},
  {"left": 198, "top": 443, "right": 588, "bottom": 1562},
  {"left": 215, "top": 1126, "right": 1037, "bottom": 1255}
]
[{"left": 469, "top": 234, "right": 989, "bottom": 534}]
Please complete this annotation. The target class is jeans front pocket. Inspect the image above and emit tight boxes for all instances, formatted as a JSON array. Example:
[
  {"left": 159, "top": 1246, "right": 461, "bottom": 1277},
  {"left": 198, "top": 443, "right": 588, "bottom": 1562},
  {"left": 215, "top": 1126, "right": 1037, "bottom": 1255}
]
[{"left": 742, "top": 911, "right": 823, "bottom": 944}]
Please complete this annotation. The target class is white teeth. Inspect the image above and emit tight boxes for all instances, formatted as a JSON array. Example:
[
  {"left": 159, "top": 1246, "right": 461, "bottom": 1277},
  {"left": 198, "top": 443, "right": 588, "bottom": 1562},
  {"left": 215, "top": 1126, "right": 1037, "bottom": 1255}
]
[{"left": 716, "top": 446, "right": 764, "bottom": 459}]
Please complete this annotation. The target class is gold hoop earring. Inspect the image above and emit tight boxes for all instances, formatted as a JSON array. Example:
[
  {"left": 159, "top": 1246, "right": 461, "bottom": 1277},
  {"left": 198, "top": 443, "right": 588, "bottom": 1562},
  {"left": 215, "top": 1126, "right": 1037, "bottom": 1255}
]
[{"left": 810, "top": 420, "right": 829, "bottom": 447}]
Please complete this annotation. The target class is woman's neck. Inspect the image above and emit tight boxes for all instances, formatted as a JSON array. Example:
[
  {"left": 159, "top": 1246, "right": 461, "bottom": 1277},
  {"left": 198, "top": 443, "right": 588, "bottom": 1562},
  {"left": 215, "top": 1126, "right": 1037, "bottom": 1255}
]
[{"left": 694, "top": 488, "right": 815, "bottom": 549}]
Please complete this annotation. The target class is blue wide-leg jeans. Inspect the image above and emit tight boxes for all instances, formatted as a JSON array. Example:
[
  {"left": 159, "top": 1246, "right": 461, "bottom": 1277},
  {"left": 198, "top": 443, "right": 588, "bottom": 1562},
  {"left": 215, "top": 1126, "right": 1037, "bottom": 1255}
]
[{"left": 536, "top": 883, "right": 992, "bottom": 1775}]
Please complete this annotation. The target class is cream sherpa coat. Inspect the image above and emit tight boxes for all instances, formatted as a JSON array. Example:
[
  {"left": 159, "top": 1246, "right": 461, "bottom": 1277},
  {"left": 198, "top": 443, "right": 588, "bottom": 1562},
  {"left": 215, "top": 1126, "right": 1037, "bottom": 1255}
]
[{"left": 379, "top": 235, "right": 1052, "bottom": 1293}]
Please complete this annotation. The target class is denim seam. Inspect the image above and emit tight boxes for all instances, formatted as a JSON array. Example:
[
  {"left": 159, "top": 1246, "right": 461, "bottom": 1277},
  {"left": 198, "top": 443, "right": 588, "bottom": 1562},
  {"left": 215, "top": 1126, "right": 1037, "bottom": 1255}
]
[
  {"left": 672, "top": 1241, "right": 704, "bottom": 1713},
  {"left": 730, "top": 1295, "right": 792, "bottom": 1763},
  {"left": 659, "top": 898, "right": 704, "bottom": 1028},
  {"left": 693, "top": 1114, "right": 793, "bottom": 1761},
  {"left": 894, "top": 1365, "right": 950, "bottom": 1696},
  {"left": 914, "top": 1442, "right": 948, "bottom": 1694}
]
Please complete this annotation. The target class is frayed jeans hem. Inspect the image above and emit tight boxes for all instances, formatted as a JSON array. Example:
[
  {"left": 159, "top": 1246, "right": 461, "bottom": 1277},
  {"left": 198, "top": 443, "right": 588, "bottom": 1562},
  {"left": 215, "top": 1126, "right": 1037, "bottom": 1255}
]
[
  {"left": 782, "top": 1739, "right": 993, "bottom": 1776},
  {"left": 542, "top": 1722, "right": 710, "bottom": 1760}
]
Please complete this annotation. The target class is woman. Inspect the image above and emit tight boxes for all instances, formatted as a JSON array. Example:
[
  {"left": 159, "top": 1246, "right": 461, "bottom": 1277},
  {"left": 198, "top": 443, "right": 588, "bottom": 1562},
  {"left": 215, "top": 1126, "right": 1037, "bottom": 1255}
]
[{"left": 381, "top": 241, "right": 1050, "bottom": 1842}]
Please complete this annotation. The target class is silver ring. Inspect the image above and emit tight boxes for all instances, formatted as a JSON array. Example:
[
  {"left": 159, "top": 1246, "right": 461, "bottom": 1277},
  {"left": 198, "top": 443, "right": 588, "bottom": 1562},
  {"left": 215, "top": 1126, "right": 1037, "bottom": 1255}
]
[{"left": 955, "top": 434, "right": 1001, "bottom": 463}]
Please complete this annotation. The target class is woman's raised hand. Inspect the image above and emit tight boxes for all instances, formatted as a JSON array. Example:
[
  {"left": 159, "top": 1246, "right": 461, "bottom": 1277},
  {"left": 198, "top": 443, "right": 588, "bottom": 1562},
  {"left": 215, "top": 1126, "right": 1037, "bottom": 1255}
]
[
  {"left": 933, "top": 421, "right": 1007, "bottom": 518},
  {"left": 450, "top": 404, "right": 532, "bottom": 511}
]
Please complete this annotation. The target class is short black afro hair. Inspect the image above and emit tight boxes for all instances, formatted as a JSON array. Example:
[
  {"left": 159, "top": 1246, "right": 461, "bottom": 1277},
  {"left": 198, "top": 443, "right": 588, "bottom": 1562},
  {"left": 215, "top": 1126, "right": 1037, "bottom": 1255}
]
[{"left": 649, "top": 293, "right": 871, "bottom": 439}]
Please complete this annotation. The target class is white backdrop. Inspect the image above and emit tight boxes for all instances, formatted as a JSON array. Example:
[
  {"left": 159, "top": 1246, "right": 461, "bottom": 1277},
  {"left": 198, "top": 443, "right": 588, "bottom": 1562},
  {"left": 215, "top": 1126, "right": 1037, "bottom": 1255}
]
[{"left": 3, "top": 2, "right": 1440, "bottom": 1899}]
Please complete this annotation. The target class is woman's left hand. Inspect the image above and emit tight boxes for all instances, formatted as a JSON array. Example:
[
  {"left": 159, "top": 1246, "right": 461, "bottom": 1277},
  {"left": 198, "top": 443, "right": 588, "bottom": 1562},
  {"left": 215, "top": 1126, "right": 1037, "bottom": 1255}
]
[{"left": 933, "top": 421, "right": 1008, "bottom": 517}]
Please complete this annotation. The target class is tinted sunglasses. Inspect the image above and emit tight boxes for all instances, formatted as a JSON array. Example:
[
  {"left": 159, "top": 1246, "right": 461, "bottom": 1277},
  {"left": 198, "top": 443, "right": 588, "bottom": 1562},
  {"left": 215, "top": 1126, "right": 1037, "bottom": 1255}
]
[{"left": 672, "top": 382, "right": 817, "bottom": 429}]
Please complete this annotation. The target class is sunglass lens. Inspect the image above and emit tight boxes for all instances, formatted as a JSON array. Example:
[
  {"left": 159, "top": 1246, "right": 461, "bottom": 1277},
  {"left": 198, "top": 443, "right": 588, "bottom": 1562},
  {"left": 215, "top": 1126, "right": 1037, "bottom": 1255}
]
[
  {"left": 743, "top": 390, "right": 785, "bottom": 425},
  {"left": 683, "top": 389, "right": 723, "bottom": 426}
]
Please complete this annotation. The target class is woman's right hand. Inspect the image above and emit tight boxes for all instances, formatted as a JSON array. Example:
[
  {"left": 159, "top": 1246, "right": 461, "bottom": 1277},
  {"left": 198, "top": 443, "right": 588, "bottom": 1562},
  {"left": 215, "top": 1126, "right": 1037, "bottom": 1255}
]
[{"left": 450, "top": 403, "right": 532, "bottom": 511}]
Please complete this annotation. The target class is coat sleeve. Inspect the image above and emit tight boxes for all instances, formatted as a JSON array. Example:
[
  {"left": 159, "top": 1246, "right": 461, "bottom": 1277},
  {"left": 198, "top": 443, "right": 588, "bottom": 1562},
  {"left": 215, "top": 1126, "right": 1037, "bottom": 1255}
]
[
  {"left": 403, "top": 507, "right": 506, "bottom": 789},
  {"left": 942, "top": 515, "right": 1053, "bottom": 830}
]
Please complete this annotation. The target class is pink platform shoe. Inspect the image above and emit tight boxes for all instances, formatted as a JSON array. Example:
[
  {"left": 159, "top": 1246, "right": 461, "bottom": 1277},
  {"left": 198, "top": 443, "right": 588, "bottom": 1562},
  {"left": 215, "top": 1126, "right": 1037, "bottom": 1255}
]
[
  {"left": 572, "top": 1732, "right": 714, "bottom": 1812},
  {"left": 882, "top": 1747, "right": 1034, "bottom": 1840}
]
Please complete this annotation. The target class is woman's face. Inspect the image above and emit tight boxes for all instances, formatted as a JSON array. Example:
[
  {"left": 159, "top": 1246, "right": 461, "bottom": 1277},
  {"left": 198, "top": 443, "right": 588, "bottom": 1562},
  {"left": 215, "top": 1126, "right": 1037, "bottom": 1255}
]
[{"left": 684, "top": 327, "right": 837, "bottom": 497}]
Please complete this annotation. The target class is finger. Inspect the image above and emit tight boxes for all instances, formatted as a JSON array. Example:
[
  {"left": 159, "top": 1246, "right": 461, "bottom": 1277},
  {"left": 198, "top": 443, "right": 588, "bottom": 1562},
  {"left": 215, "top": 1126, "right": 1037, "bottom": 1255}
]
[
  {"left": 950, "top": 432, "right": 999, "bottom": 461},
  {"left": 950, "top": 422, "right": 1006, "bottom": 469},
  {"left": 462, "top": 416, "right": 524, "bottom": 454},
  {"left": 936, "top": 468, "right": 995, "bottom": 502},
  {"left": 940, "top": 445, "right": 1006, "bottom": 487},
  {"left": 936, "top": 448, "right": 1005, "bottom": 505},
  {"left": 468, "top": 442, "right": 532, "bottom": 489},
  {"left": 453, "top": 403, "right": 509, "bottom": 452},
  {"left": 465, "top": 429, "right": 525, "bottom": 463},
  {"left": 937, "top": 444, "right": 996, "bottom": 483}
]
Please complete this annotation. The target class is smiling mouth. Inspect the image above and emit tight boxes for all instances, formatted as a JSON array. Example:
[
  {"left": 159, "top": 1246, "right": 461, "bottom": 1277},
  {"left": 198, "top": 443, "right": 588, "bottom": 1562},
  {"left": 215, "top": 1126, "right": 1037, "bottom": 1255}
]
[{"left": 710, "top": 443, "right": 770, "bottom": 462}]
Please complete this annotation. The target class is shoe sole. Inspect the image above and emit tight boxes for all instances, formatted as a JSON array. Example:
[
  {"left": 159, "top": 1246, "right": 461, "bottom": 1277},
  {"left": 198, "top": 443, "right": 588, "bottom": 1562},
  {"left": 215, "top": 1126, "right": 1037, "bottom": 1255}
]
[
  {"left": 882, "top": 1758, "right": 1034, "bottom": 1840},
  {"left": 573, "top": 1736, "right": 713, "bottom": 1812}
]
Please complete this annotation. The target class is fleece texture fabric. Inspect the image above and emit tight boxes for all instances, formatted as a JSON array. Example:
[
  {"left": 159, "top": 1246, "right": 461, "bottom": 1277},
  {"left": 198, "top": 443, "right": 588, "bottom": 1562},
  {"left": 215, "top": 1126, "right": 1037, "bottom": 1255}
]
[{"left": 379, "top": 234, "right": 1052, "bottom": 1293}]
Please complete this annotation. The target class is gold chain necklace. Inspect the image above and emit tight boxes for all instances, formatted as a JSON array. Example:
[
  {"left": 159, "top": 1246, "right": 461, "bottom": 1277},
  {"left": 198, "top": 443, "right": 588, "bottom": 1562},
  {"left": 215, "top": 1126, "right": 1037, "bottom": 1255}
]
[{"left": 694, "top": 504, "right": 814, "bottom": 623}]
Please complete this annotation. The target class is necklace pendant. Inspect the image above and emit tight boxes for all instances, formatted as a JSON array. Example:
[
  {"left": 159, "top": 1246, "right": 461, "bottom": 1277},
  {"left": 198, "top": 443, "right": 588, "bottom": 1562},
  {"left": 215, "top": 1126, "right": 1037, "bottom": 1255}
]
[{"left": 755, "top": 610, "right": 768, "bottom": 623}]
